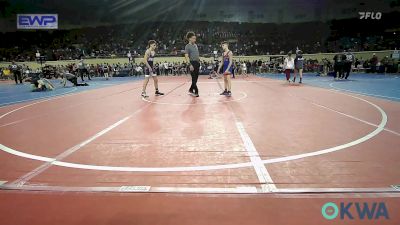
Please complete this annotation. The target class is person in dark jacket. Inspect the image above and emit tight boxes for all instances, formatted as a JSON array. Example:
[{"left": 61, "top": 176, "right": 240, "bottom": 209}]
[
  {"left": 293, "top": 50, "right": 304, "bottom": 83},
  {"left": 343, "top": 50, "right": 355, "bottom": 79},
  {"left": 333, "top": 52, "right": 344, "bottom": 80},
  {"left": 10, "top": 61, "right": 23, "bottom": 85}
]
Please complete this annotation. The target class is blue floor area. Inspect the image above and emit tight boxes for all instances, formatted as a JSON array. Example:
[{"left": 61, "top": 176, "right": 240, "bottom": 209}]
[
  {"left": 1, "top": 74, "right": 399, "bottom": 107},
  {"left": 0, "top": 76, "right": 143, "bottom": 107},
  {"left": 258, "top": 73, "right": 400, "bottom": 102}
]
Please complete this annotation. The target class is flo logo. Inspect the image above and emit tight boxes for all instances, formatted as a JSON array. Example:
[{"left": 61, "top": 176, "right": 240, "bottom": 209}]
[
  {"left": 321, "top": 202, "right": 389, "bottom": 220},
  {"left": 359, "top": 12, "right": 382, "bottom": 19}
]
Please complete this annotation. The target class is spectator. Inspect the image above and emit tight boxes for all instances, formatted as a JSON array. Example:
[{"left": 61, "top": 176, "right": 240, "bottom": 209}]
[{"left": 370, "top": 53, "right": 379, "bottom": 73}]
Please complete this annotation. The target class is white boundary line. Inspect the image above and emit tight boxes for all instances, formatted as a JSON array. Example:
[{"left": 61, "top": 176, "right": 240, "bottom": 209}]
[
  {"left": 0, "top": 144, "right": 53, "bottom": 162},
  {"left": 311, "top": 102, "right": 400, "bottom": 136},
  {"left": 214, "top": 77, "right": 277, "bottom": 192},
  {"left": 329, "top": 82, "right": 400, "bottom": 100},
  {"left": 0, "top": 183, "right": 398, "bottom": 195},
  {"left": 259, "top": 91, "right": 387, "bottom": 165},
  {"left": 236, "top": 121, "right": 277, "bottom": 192},
  {"left": 6, "top": 81, "right": 189, "bottom": 185},
  {"left": 9, "top": 115, "right": 134, "bottom": 186}
]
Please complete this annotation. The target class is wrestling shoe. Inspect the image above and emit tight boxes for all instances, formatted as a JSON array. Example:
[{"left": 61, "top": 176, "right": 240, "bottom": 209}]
[
  {"left": 141, "top": 91, "right": 149, "bottom": 98},
  {"left": 155, "top": 90, "right": 164, "bottom": 96}
]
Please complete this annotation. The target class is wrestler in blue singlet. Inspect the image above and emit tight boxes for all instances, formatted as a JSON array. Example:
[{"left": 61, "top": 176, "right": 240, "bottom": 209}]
[{"left": 223, "top": 51, "right": 233, "bottom": 74}]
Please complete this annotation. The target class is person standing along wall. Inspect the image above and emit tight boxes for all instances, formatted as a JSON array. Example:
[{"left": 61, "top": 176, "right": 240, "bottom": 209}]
[{"left": 10, "top": 61, "right": 23, "bottom": 85}]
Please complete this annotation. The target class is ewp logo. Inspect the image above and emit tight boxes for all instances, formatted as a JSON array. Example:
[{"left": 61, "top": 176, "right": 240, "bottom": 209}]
[
  {"left": 17, "top": 14, "right": 58, "bottom": 29},
  {"left": 321, "top": 202, "right": 389, "bottom": 220}
]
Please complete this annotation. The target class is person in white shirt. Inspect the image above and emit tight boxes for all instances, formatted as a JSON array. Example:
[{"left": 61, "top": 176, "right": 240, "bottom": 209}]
[
  {"left": 163, "top": 62, "right": 169, "bottom": 75},
  {"left": 127, "top": 51, "right": 132, "bottom": 64},
  {"left": 283, "top": 51, "right": 295, "bottom": 83},
  {"left": 103, "top": 64, "right": 110, "bottom": 80},
  {"left": 168, "top": 62, "right": 173, "bottom": 74},
  {"left": 241, "top": 62, "right": 248, "bottom": 77},
  {"left": 24, "top": 66, "right": 30, "bottom": 77},
  {"left": 78, "top": 57, "right": 90, "bottom": 82},
  {"left": 159, "top": 63, "right": 164, "bottom": 75}
]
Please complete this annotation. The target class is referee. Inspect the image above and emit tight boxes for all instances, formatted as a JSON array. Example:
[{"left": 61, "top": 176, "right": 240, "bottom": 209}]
[
  {"left": 184, "top": 32, "right": 200, "bottom": 97},
  {"left": 343, "top": 50, "right": 355, "bottom": 79},
  {"left": 10, "top": 61, "right": 23, "bottom": 85}
]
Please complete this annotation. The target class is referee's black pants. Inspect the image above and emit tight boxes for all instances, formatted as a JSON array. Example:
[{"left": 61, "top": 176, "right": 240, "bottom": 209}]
[
  {"left": 189, "top": 61, "right": 200, "bottom": 94},
  {"left": 334, "top": 63, "right": 343, "bottom": 79},
  {"left": 78, "top": 69, "right": 90, "bottom": 82},
  {"left": 78, "top": 69, "right": 85, "bottom": 82},
  {"left": 344, "top": 62, "right": 352, "bottom": 79},
  {"left": 68, "top": 77, "right": 79, "bottom": 86},
  {"left": 14, "top": 71, "right": 23, "bottom": 84}
]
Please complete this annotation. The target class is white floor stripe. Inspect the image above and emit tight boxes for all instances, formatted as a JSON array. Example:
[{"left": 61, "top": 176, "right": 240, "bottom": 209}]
[
  {"left": 152, "top": 186, "right": 258, "bottom": 193},
  {"left": 0, "top": 183, "right": 398, "bottom": 195},
  {"left": 6, "top": 82, "right": 185, "bottom": 186},
  {"left": 329, "top": 82, "right": 400, "bottom": 100},
  {"left": 235, "top": 122, "right": 277, "bottom": 192},
  {"left": 312, "top": 102, "right": 400, "bottom": 136},
  {"left": 49, "top": 161, "right": 253, "bottom": 172},
  {"left": 9, "top": 115, "right": 133, "bottom": 186},
  {"left": 0, "top": 144, "right": 54, "bottom": 162},
  {"left": 215, "top": 77, "right": 277, "bottom": 192},
  {"left": 259, "top": 91, "right": 388, "bottom": 165},
  {"left": 272, "top": 187, "right": 399, "bottom": 194},
  {"left": 0, "top": 184, "right": 261, "bottom": 193}
]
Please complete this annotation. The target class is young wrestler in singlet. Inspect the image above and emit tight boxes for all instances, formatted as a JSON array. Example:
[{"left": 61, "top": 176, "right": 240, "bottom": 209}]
[
  {"left": 217, "top": 41, "right": 233, "bottom": 97},
  {"left": 141, "top": 40, "right": 164, "bottom": 98}
]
